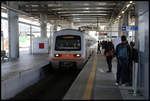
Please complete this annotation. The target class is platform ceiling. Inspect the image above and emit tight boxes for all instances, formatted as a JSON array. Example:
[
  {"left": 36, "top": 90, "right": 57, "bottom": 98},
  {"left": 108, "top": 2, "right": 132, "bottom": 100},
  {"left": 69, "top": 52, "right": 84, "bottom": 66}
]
[{"left": 2, "top": 1, "right": 136, "bottom": 27}]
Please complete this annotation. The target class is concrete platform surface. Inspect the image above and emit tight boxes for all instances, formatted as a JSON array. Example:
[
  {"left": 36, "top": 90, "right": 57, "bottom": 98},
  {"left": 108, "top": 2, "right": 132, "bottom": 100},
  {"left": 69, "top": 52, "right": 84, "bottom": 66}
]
[
  {"left": 1, "top": 52, "right": 50, "bottom": 81},
  {"left": 64, "top": 53, "right": 146, "bottom": 100}
]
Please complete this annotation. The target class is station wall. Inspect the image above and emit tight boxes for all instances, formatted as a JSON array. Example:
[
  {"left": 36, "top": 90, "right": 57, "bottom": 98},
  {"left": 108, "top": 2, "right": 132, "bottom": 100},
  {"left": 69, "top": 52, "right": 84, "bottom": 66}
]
[{"left": 136, "top": 1, "right": 149, "bottom": 99}]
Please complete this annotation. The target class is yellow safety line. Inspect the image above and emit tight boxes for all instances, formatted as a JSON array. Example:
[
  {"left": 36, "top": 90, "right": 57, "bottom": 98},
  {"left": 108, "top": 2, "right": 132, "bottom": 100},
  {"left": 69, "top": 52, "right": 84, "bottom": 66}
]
[{"left": 82, "top": 54, "right": 98, "bottom": 100}]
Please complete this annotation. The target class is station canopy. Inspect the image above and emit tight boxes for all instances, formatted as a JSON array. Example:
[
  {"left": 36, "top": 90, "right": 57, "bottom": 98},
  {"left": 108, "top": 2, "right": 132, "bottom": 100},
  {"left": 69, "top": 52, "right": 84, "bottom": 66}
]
[{"left": 2, "top": 1, "right": 135, "bottom": 29}]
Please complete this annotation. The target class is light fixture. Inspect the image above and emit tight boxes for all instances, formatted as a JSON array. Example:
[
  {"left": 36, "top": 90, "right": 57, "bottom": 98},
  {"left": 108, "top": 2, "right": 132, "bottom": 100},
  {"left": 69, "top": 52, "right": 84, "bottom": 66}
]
[
  {"left": 76, "top": 54, "right": 81, "bottom": 57},
  {"left": 55, "top": 54, "right": 59, "bottom": 57},
  {"left": 129, "top": 1, "right": 133, "bottom": 4},
  {"left": 118, "top": 16, "right": 121, "bottom": 18},
  {"left": 126, "top": 4, "right": 131, "bottom": 8},
  {"left": 54, "top": 53, "right": 62, "bottom": 57},
  {"left": 74, "top": 54, "right": 81, "bottom": 57},
  {"left": 1, "top": 6, "right": 7, "bottom": 9},
  {"left": 122, "top": 11, "right": 125, "bottom": 14}
]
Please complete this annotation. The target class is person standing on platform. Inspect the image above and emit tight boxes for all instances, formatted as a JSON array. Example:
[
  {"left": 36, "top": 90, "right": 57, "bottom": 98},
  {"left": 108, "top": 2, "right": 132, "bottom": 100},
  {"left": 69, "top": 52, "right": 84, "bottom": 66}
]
[
  {"left": 115, "top": 35, "right": 131, "bottom": 86},
  {"left": 104, "top": 41, "right": 108, "bottom": 55},
  {"left": 128, "top": 41, "right": 139, "bottom": 86},
  {"left": 97, "top": 41, "right": 101, "bottom": 54},
  {"left": 104, "top": 41, "right": 114, "bottom": 73},
  {"left": 102, "top": 41, "right": 105, "bottom": 54},
  {"left": 99, "top": 41, "right": 102, "bottom": 54},
  {"left": 101, "top": 40, "right": 104, "bottom": 54}
]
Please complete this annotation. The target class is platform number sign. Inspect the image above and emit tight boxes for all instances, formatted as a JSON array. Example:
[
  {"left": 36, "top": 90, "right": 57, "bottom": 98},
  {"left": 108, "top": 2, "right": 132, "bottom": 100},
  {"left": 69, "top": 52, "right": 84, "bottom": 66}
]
[
  {"left": 122, "top": 26, "right": 138, "bottom": 31},
  {"left": 122, "top": 27, "right": 126, "bottom": 31}
]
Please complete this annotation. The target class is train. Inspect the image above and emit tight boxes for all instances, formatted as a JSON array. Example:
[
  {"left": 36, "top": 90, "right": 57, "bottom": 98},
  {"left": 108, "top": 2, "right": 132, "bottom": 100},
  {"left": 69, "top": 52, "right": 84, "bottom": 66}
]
[{"left": 49, "top": 29, "right": 97, "bottom": 69}]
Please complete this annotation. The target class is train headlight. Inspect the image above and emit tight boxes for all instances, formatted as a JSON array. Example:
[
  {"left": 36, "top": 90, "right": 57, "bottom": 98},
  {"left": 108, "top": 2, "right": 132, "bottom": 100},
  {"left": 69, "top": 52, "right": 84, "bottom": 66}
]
[
  {"left": 74, "top": 54, "right": 81, "bottom": 57},
  {"left": 54, "top": 53, "right": 61, "bottom": 57}
]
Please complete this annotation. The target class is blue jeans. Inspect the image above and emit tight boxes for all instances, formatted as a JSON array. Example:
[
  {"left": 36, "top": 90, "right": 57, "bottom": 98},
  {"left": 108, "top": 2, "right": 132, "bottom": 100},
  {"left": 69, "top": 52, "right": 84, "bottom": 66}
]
[{"left": 116, "top": 58, "right": 129, "bottom": 84}]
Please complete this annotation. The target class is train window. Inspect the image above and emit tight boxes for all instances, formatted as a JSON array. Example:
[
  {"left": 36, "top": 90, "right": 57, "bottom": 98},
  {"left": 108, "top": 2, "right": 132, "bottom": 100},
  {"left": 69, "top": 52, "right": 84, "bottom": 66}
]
[{"left": 55, "top": 35, "right": 81, "bottom": 51}]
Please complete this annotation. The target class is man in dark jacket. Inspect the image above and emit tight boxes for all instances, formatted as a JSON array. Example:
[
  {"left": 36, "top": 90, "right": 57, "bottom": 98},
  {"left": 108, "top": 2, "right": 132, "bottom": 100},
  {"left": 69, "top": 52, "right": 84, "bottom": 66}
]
[{"left": 115, "top": 35, "right": 131, "bottom": 86}]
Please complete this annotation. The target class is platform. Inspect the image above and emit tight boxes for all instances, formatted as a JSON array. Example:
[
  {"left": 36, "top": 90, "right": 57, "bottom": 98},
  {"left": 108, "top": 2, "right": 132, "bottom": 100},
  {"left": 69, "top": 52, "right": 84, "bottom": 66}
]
[
  {"left": 1, "top": 52, "right": 50, "bottom": 99},
  {"left": 63, "top": 53, "right": 145, "bottom": 100},
  {"left": 1, "top": 52, "right": 49, "bottom": 80}
]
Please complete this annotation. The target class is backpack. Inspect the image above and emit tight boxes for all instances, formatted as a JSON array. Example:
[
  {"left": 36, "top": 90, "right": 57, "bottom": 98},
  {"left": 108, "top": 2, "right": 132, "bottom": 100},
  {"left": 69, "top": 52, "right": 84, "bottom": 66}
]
[{"left": 118, "top": 44, "right": 128, "bottom": 59}]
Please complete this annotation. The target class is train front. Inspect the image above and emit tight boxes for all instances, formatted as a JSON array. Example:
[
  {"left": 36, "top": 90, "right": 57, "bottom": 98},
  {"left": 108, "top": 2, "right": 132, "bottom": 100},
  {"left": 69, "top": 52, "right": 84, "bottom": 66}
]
[{"left": 50, "top": 29, "right": 86, "bottom": 69}]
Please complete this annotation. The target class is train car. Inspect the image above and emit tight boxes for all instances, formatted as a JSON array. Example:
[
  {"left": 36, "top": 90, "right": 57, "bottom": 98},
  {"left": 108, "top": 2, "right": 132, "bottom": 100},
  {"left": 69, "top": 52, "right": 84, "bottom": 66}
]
[{"left": 49, "top": 29, "right": 96, "bottom": 69}]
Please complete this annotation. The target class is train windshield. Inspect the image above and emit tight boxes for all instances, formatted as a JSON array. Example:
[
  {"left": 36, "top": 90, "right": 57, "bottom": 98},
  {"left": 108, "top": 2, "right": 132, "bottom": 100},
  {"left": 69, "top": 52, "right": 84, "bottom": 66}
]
[{"left": 55, "top": 35, "right": 81, "bottom": 51}]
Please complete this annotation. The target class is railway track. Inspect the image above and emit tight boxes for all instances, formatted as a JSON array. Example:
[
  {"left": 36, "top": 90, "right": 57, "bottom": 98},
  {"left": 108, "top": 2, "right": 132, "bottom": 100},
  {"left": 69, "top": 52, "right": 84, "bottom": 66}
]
[{"left": 10, "top": 65, "right": 81, "bottom": 100}]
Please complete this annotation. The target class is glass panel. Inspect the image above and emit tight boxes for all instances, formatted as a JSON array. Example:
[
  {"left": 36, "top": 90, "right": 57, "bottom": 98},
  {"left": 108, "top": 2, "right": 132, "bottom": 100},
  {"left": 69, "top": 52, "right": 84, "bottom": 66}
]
[
  {"left": 32, "top": 26, "right": 40, "bottom": 38},
  {"left": 1, "top": 12, "right": 8, "bottom": 18},
  {"left": 19, "top": 17, "right": 40, "bottom": 26},
  {"left": 19, "top": 18, "right": 32, "bottom": 24},
  {"left": 47, "top": 23, "right": 51, "bottom": 38},
  {"left": 19, "top": 23, "right": 30, "bottom": 51},
  {"left": 1, "top": 19, "right": 9, "bottom": 55},
  {"left": 55, "top": 35, "right": 81, "bottom": 51}
]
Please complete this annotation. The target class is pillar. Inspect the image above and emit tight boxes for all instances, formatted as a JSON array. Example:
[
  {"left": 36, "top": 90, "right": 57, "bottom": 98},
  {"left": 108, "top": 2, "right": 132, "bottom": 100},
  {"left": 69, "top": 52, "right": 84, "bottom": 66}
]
[
  {"left": 118, "top": 18, "right": 122, "bottom": 37},
  {"left": 1, "top": 31, "right": 4, "bottom": 50},
  {"left": 8, "top": 2, "right": 19, "bottom": 59},
  {"left": 69, "top": 21, "right": 73, "bottom": 29},
  {"left": 40, "top": 13, "right": 47, "bottom": 38},
  {"left": 122, "top": 11, "right": 129, "bottom": 37},
  {"left": 30, "top": 25, "right": 32, "bottom": 54},
  {"left": 109, "top": 24, "right": 112, "bottom": 40},
  {"left": 53, "top": 21, "right": 57, "bottom": 32},
  {"left": 71, "top": 22, "right": 75, "bottom": 29},
  {"left": 135, "top": 2, "right": 139, "bottom": 48}
]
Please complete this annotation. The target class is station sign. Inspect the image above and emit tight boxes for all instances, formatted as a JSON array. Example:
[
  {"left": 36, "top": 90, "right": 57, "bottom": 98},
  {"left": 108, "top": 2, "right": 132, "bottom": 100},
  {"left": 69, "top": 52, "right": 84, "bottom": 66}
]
[
  {"left": 99, "top": 36, "right": 105, "bottom": 39},
  {"left": 99, "top": 33, "right": 107, "bottom": 36},
  {"left": 112, "top": 36, "right": 117, "bottom": 38},
  {"left": 39, "top": 43, "right": 44, "bottom": 49},
  {"left": 122, "top": 26, "right": 138, "bottom": 31},
  {"left": 99, "top": 33, "right": 104, "bottom": 36}
]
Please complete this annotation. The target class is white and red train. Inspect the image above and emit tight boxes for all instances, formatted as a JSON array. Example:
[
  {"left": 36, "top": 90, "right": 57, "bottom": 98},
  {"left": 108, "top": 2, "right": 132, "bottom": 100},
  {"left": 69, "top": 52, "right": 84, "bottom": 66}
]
[{"left": 49, "top": 29, "right": 96, "bottom": 69}]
